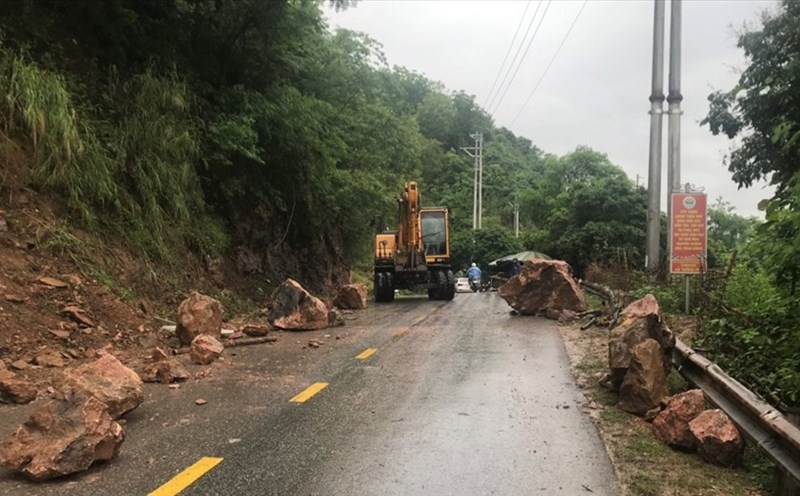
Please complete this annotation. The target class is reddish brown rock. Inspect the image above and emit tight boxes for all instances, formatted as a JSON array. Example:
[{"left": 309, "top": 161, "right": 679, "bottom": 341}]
[
  {"left": 652, "top": 389, "right": 706, "bottom": 448},
  {"left": 10, "top": 359, "right": 28, "bottom": 371},
  {"left": 618, "top": 339, "right": 670, "bottom": 416},
  {"left": 497, "top": 260, "right": 586, "bottom": 316},
  {"left": 0, "top": 372, "right": 37, "bottom": 404},
  {"left": 689, "top": 409, "right": 744, "bottom": 466},
  {"left": 0, "top": 391, "right": 124, "bottom": 480},
  {"left": 334, "top": 284, "right": 368, "bottom": 310},
  {"left": 270, "top": 279, "right": 329, "bottom": 331},
  {"left": 175, "top": 292, "right": 224, "bottom": 346},
  {"left": 37, "top": 276, "right": 68, "bottom": 289},
  {"left": 63, "top": 354, "right": 143, "bottom": 419},
  {"left": 139, "top": 348, "right": 190, "bottom": 384},
  {"left": 4, "top": 294, "right": 25, "bottom": 303},
  {"left": 61, "top": 305, "right": 95, "bottom": 328},
  {"left": 607, "top": 294, "right": 674, "bottom": 390},
  {"left": 241, "top": 324, "right": 270, "bottom": 337},
  {"left": 34, "top": 352, "right": 65, "bottom": 368},
  {"left": 190, "top": 335, "right": 224, "bottom": 365}
]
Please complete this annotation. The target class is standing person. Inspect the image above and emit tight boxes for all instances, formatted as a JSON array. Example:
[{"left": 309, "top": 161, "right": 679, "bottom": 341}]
[{"left": 510, "top": 258, "right": 521, "bottom": 276}]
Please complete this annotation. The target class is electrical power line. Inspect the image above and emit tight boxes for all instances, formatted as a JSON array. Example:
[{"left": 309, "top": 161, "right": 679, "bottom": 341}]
[
  {"left": 482, "top": 1, "right": 533, "bottom": 109},
  {"left": 484, "top": 1, "right": 544, "bottom": 113},
  {"left": 489, "top": 0, "right": 553, "bottom": 116},
  {"left": 509, "top": 0, "right": 589, "bottom": 127}
]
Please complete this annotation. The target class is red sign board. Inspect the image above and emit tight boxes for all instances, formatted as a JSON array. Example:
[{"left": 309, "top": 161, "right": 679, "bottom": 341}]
[{"left": 670, "top": 193, "right": 707, "bottom": 274}]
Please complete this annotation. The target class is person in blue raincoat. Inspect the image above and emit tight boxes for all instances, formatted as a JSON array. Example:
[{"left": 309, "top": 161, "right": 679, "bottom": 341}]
[
  {"left": 467, "top": 262, "right": 481, "bottom": 280},
  {"left": 510, "top": 258, "right": 521, "bottom": 276}
]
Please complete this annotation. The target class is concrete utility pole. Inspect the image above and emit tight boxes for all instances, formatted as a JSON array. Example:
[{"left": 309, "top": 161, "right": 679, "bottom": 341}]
[
  {"left": 646, "top": 0, "right": 666, "bottom": 272},
  {"left": 667, "top": 0, "right": 683, "bottom": 229},
  {"left": 477, "top": 133, "right": 484, "bottom": 229},
  {"left": 461, "top": 133, "right": 484, "bottom": 230},
  {"left": 513, "top": 203, "right": 519, "bottom": 238}
]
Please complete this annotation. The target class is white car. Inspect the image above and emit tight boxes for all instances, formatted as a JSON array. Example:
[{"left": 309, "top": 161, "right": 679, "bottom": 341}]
[{"left": 455, "top": 277, "right": 472, "bottom": 293}]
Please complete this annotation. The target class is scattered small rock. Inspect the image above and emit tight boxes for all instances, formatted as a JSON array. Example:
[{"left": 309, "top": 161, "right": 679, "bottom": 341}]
[
  {"left": 62, "top": 274, "right": 82, "bottom": 287},
  {"left": 49, "top": 329, "right": 71, "bottom": 340},
  {"left": 37, "top": 277, "right": 69, "bottom": 289},
  {"left": 189, "top": 335, "right": 224, "bottom": 365},
  {"left": 220, "top": 328, "right": 235, "bottom": 338},
  {"left": 308, "top": 340, "right": 322, "bottom": 348},
  {"left": 242, "top": 324, "right": 270, "bottom": 337},
  {"left": 35, "top": 353, "right": 65, "bottom": 368},
  {"left": 168, "top": 384, "right": 180, "bottom": 390},
  {"left": 61, "top": 305, "right": 95, "bottom": 328},
  {"left": 4, "top": 294, "right": 25, "bottom": 304},
  {"left": 10, "top": 360, "right": 29, "bottom": 371},
  {"left": 195, "top": 398, "right": 207, "bottom": 406},
  {"left": 228, "top": 438, "right": 241, "bottom": 444}
]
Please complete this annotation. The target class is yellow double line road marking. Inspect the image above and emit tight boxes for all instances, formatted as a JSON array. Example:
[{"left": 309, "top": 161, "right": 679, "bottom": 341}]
[
  {"left": 290, "top": 382, "right": 329, "bottom": 403},
  {"left": 355, "top": 348, "right": 377, "bottom": 360},
  {"left": 149, "top": 457, "right": 223, "bottom": 496}
]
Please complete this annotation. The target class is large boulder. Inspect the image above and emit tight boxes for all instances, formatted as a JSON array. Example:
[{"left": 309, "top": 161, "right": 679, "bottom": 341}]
[
  {"left": 139, "top": 348, "right": 190, "bottom": 384},
  {"left": 618, "top": 339, "right": 670, "bottom": 416},
  {"left": 0, "top": 371, "right": 37, "bottom": 404},
  {"left": 652, "top": 389, "right": 706, "bottom": 448},
  {"left": 0, "top": 391, "right": 125, "bottom": 480},
  {"left": 270, "top": 279, "right": 329, "bottom": 331},
  {"left": 334, "top": 284, "right": 368, "bottom": 310},
  {"left": 608, "top": 294, "right": 674, "bottom": 390},
  {"left": 190, "top": 335, "right": 224, "bottom": 365},
  {"left": 63, "top": 354, "right": 143, "bottom": 419},
  {"left": 497, "top": 260, "right": 586, "bottom": 316},
  {"left": 689, "top": 409, "right": 744, "bottom": 466},
  {"left": 175, "top": 291, "right": 224, "bottom": 346}
]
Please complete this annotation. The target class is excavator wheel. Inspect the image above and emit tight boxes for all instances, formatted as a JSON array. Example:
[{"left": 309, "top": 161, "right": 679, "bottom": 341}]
[
  {"left": 374, "top": 272, "right": 395, "bottom": 303},
  {"left": 443, "top": 270, "right": 455, "bottom": 301},
  {"left": 428, "top": 270, "right": 447, "bottom": 300}
]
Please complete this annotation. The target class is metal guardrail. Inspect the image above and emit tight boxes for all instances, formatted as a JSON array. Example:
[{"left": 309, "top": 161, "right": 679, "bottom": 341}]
[{"left": 672, "top": 339, "right": 800, "bottom": 490}]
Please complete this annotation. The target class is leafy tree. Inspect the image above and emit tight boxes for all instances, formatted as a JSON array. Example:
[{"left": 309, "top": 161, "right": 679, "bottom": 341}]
[
  {"left": 701, "top": 0, "right": 800, "bottom": 291},
  {"left": 706, "top": 198, "right": 760, "bottom": 268},
  {"left": 450, "top": 226, "right": 522, "bottom": 274}
]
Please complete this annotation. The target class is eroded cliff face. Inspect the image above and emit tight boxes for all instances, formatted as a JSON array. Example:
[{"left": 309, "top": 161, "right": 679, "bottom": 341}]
[{"left": 225, "top": 205, "right": 350, "bottom": 298}]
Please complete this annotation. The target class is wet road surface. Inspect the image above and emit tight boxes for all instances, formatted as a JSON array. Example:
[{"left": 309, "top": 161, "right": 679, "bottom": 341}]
[{"left": 0, "top": 292, "right": 619, "bottom": 495}]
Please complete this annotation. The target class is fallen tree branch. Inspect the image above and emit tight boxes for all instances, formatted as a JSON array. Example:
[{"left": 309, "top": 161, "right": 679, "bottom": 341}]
[
  {"left": 579, "top": 280, "right": 627, "bottom": 329},
  {"left": 171, "top": 335, "right": 278, "bottom": 355},
  {"left": 223, "top": 336, "right": 278, "bottom": 347}
]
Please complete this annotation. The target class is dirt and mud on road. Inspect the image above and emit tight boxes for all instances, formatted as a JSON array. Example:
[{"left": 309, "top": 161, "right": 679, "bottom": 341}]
[{"left": 1, "top": 287, "right": 769, "bottom": 495}]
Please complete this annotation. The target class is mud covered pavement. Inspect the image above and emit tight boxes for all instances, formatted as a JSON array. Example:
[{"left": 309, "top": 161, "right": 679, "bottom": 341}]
[{"left": 0, "top": 293, "right": 618, "bottom": 495}]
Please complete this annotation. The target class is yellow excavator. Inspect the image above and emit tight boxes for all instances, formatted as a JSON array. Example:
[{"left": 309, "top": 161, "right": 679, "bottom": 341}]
[{"left": 373, "top": 181, "right": 455, "bottom": 302}]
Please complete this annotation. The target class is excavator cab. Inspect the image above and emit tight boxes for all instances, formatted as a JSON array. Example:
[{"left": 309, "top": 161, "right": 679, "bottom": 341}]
[{"left": 420, "top": 209, "right": 449, "bottom": 263}]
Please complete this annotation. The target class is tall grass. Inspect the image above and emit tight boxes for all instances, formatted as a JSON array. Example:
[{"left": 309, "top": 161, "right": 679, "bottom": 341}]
[
  {"left": 0, "top": 44, "right": 228, "bottom": 261},
  {"left": 104, "top": 69, "right": 205, "bottom": 258},
  {"left": 0, "top": 44, "right": 116, "bottom": 219}
]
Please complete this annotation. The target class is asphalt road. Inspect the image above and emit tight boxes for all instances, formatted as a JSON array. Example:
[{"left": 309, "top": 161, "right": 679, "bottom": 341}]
[{"left": 0, "top": 292, "right": 619, "bottom": 495}]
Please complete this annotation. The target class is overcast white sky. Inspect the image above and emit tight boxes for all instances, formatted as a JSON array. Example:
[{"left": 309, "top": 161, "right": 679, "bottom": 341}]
[{"left": 325, "top": 0, "right": 778, "bottom": 218}]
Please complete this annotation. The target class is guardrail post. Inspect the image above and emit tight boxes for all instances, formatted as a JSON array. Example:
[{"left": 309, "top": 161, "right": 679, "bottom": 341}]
[{"left": 775, "top": 408, "right": 800, "bottom": 495}]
